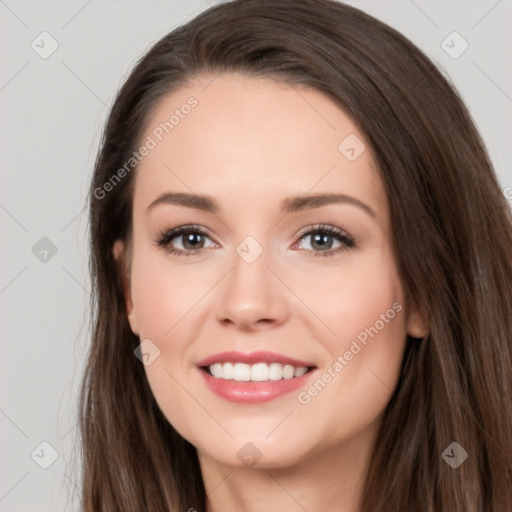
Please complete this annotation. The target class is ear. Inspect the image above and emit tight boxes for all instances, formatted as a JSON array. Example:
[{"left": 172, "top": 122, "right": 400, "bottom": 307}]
[
  {"left": 406, "top": 305, "right": 428, "bottom": 339},
  {"left": 113, "top": 240, "right": 139, "bottom": 336}
]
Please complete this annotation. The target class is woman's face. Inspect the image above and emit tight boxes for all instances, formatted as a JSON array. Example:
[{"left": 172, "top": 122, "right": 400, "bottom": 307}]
[{"left": 115, "top": 73, "right": 426, "bottom": 470}]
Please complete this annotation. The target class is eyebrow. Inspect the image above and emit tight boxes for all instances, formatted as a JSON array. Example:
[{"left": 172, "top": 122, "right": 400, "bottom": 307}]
[{"left": 146, "top": 192, "right": 376, "bottom": 218}]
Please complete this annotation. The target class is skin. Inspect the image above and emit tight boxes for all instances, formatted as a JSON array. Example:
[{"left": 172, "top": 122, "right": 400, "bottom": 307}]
[{"left": 114, "top": 73, "right": 427, "bottom": 511}]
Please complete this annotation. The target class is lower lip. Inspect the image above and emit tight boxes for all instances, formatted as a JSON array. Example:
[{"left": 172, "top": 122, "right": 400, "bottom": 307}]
[{"left": 198, "top": 368, "right": 315, "bottom": 403}]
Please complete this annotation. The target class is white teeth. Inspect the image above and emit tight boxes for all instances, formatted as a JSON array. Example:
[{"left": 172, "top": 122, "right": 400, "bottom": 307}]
[
  {"left": 294, "top": 366, "right": 308, "bottom": 377},
  {"left": 268, "top": 362, "right": 283, "bottom": 380},
  {"left": 283, "top": 364, "right": 295, "bottom": 379},
  {"left": 207, "top": 362, "right": 310, "bottom": 381},
  {"left": 223, "top": 362, "right": 234, "bottom": 379},
  {"left": 211, "top": 363, "right": 223, "bottom": 378},
  {"left": 233, "top": 363, "right": 251, "bottom": 381},
  {"left": 251, "top": 363, "right": 269, "bottom": 381}
]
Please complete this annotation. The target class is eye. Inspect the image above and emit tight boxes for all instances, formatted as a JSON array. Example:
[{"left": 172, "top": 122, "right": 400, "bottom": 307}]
[
  {"left": 155, "top": 223, "right": 355, "bottom": 258},
  {"left": 293, "top": 224, "right": 355, "bottom": 257},
  {"left": 154, "top": 225, "right": 216, "bottom": 256}
]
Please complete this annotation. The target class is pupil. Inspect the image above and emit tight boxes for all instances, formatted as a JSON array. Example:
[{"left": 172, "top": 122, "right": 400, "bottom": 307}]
[
  {"left": 184, "top": 233, "right": 203, "bottom": 250},
  {"left": 312, "top": 233, "right": 332, "bottom": 251}
]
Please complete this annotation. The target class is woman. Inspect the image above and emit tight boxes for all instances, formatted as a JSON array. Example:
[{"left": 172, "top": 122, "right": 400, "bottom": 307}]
[{"left": 80, "top": 0, "right": 512, "bottom": 510}]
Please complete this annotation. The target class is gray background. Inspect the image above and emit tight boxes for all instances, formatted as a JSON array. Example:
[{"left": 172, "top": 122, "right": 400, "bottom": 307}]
[{"left": 1, "top": 0, "right": 510, "bottom": 510}]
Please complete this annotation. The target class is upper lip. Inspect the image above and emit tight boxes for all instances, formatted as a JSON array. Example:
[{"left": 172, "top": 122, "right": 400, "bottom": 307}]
[{"left": 196, "top": 350, "right": 316, "bottom": 368}]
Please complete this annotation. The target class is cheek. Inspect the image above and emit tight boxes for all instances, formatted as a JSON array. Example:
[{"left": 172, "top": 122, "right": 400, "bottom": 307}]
[
  {"left": 129, "top": 249, "right": 210, "bottom": 435},
  {"left": 296, "top": 251, "right": 408, "bottom": 437},
  {"left": 291, "top": 245, "right": 406, "bottom": 358},
  {"left": 330, "top": 266, "right": 405, "bottom": 348},
  {"left": 130, "top": 246, "right": 207, "bottom": 342},
  {"left": 327, "top": 250, "right": 407, "bottom": 382}
]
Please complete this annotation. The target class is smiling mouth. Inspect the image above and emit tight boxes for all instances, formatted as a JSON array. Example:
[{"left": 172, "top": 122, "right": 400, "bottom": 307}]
[{"left": 201, "top": 362, "right": 316, "bottom": 382}]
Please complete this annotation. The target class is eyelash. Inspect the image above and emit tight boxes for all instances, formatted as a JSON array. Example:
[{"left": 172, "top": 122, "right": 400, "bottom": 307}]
[{"left": 154, "top": 223, "right": 355, "bottom": 258}]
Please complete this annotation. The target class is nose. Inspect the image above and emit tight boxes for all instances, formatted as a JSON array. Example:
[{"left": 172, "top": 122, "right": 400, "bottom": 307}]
[{"left": 215, "top": 243, "right": 290, "bottom": 332}]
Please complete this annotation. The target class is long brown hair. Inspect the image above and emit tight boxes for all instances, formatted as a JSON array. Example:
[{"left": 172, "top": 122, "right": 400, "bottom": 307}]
[{"left": 79, "top": 0, "right": 512, "bottom": 510}]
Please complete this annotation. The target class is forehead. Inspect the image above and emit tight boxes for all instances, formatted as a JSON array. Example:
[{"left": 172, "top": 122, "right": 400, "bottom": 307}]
[{"left": 133, "top": 73, "right": 386, "bottom": 220}]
